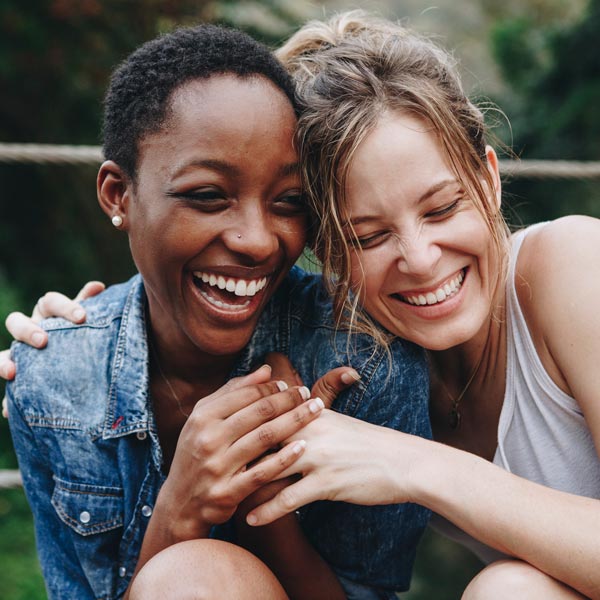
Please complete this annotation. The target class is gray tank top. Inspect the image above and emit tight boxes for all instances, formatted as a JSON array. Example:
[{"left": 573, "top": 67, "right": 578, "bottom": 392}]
[{"left": 431, "top": 223, "right": 600, "bottom": 562}]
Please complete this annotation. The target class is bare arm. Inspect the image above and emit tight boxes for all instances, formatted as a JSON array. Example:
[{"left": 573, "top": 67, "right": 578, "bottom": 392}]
[{"left": 249, "top": 217, "right": 600, "bottom": 599}]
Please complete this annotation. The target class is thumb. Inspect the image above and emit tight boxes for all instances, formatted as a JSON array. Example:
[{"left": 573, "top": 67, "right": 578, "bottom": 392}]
[{"left": 311, "top": 367, "right": 360, "bottom": 408}]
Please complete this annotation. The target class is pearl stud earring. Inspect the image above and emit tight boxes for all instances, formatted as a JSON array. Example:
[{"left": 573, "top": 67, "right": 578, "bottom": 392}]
[{"left": 111, "top": 215, "right": 123, "bottom": 228}]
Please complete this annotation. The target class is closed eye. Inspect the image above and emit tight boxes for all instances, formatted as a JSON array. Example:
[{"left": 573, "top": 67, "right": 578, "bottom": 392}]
[
  {"left": 352, "top": 230, "right": 391, "bottom": 249},
  {"left": 426, "top": 199, "right": 460, "bottom": 219},
  {"left": 273, "top": 192, "right": 307, "bottom": 215},
  {"left": 168, "top": 189, "right": 229, "bottom": 212}
]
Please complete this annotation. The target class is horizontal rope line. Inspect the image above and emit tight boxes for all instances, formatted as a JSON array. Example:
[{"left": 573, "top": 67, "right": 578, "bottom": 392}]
[
  {"left": 0, "top": 469, "right": 22, "bottom": 489},
  {"left": 0, "top": 143, "right": 599, "bottom": 178}
]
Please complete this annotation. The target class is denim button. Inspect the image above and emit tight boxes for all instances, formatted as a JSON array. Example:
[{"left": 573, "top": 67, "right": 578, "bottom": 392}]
[
  {"left": 141, "top": 505, "right": 152, "bottom": 518},
  {"left": 118, "top": 566, "right": 126, "bottom": 578},
  {"left": 136, "top": 431, "right": 147, "bottom": 440},
  {"left": 79, "top": 511, "right": 91, "bottom": 524}
]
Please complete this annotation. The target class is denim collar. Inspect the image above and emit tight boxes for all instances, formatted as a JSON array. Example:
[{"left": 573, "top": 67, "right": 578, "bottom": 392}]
[{"left": 102, "top": 276, "right": 151, "bottom": 441}]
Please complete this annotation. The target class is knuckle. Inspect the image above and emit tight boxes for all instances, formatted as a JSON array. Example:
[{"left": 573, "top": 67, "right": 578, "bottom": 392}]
[
  {"left": 256, "top": 398, "right": 276, "bottom": 418},
  {"left": 279, "top": 487, "right": 297, "bottom": 511},
  {"left": 293, "top": 408, "right": 307, "bottom": 425},
  {"left": 257, "top": 426, "right": 275, "bottom": 446},
  {"left": 250, "top": 466, "right": 268, "bottom": 485}
]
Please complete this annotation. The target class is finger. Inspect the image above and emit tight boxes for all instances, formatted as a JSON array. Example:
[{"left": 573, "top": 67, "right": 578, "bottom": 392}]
[
  {"left": 5, "top": 312, "right": 48, "bottom": 348},
  {"left": 225, "top": 385, "right": 311, "bottom": 439},
  {"left": 230, "top": 396, "right": 325, "bottom": 464},
  {"left": 311, "top": 367, "right": 361, "bottom": 408},
  {"left": 234, "top": 439, "right": 307, "bottom": 503},
  {"left": 246, "top": 475, "right": 317, "bottom": 526},
  {"left": 32, "top": 292, "right": 86, "bottom": 324},
  {"left": 191, "top": 379, "right": 287, "bottom": 419},
  {"left": 204, "top": 364, "right": 273, "bottom": 401},
  {"left": 2, "top": 396, "right": 8, "bottom": 418},
  {"left": 74, "top": 281, "right": 105, "bottom": 302},
  {"left": 0, "top": 349, "right": 16, "bottom": 380},
  {"left": 264, "top": 352, "right": 303, "bottom": 387}
]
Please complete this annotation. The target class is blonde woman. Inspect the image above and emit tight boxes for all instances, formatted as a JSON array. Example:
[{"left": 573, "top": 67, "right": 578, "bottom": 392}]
[{"left": 245, "top": 12, "right": 600, "bottom": 600}]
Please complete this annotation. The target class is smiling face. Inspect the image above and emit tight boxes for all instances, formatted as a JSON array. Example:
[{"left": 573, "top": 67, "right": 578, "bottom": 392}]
[
  {"left": 344, "top": 112, "right": 501, "bottom": 351},
  {"left": 121, "top": 75, "right": 307, "bottom": 361}
]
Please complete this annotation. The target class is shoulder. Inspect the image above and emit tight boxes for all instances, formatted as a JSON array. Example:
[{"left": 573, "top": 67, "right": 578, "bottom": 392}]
[
  {"left": 8, "top": 275, "right": 142, "bottom": 407},
  {"left": 517, "top": 215, "right": 600, "bottom": 286},
  {"left": 278, "top": 266, "right": 334, "bottom": 324},
  {"left": 515, "top": 216, "right": 600, "bottom": 392}
]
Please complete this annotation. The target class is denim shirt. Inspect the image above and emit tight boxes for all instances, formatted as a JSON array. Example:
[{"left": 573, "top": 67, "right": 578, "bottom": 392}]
[{"left": 7, "top": 267, "right": 431, "bottom": 600}]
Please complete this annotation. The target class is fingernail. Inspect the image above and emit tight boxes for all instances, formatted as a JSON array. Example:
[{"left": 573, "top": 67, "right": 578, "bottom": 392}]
[
  {"left": 309, "top": 397, "right": 324, "bottom": 413},
  {"left": 260, "top": 364, "right": 272, "bottom": 373},
  {"left": 299, "top": 386, "right": 310, "bottom": 400},
  {"left": 247, "top": 514, "right": 258, "bottom": 526},
  {"left": 32, "top": 332, "right": 45, "bottom": 347},
  {"left": 72, "top": 308, "right": 85, "bottom": 321},
  {"left": 293, "top": 440, "right": 307, "bottom": 454},
  {"left": 341, "top": 369, "right": 361, "bottom": 384},
  {"left": 276, "top": 380, "right": 288, "bottom": 392}
]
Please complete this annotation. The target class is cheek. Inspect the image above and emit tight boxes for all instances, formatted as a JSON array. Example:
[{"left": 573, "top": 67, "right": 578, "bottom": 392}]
[{"left": 281, "top": 218, "right": 308, "bottom": 259}]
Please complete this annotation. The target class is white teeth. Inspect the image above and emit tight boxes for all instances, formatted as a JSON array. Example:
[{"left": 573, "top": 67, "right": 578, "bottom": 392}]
[
  {"left": 193, "top": 271, "right": 269, "bottom": 298},
  {"left": 401, "top": 270, "right": 465, "bottom": 307},
  {"left": 234, "top": 280, "right": 247, "bottom": 296},
  {"left": 199, "top": 289, "right": 251, "bottom": 311}
]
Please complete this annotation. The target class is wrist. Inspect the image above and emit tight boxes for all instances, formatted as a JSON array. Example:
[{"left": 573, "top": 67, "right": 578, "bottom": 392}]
[{"left": 154, "top": 483, "right": 212, "bottom": 541}]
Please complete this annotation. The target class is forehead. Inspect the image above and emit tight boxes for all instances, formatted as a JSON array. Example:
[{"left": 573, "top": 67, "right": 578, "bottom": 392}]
[
  {"left": 348, "top": 112, "right": 451, "bottom": 197},
  {"left": 137, "top": 74, "right": 298, "bottom": 175}
]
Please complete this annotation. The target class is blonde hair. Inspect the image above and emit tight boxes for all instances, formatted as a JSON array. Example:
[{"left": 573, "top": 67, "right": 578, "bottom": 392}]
[{"left": 277, "top": 11, "right": 510, "bottom": 345}]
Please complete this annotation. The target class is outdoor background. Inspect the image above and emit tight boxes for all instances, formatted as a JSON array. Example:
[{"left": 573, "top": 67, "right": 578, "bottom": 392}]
[{"left": 0, "top": 0, "right": 599, "bottom": 598}]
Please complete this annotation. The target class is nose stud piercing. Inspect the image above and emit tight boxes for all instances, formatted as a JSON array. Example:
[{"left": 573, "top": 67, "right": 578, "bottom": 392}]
[
  {"left": 111, "top": 215, "right": 123, "bottom": 228},
  {"left": 237, "top": 234, "right": 242, "bottom": 239}
]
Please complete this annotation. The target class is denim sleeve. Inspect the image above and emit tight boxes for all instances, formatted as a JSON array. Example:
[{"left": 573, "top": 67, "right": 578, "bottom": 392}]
[{"left": 7, "top": 385, "right": 98, "bottom": 599}]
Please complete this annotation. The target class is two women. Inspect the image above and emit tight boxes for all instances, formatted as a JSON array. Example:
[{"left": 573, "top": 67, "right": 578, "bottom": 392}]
[
  {"left": 3, "top": 23, "right": 430, "bottom": 600},
  {"left": 7, "top": 11, "right": 600, "bottom": 600}
]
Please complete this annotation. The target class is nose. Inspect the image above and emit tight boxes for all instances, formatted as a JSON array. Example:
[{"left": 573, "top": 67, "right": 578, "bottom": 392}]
[
  {"left": 395, "top": 232, "right": 441, "bottom": 277},
  {"left": 224, "top": 205, "right": 279, "bottom": 263}
]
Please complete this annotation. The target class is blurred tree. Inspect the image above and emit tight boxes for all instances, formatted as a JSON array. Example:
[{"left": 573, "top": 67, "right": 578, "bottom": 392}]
[{"left": 490, "top": 0, "right": 600, "bottom": 224}]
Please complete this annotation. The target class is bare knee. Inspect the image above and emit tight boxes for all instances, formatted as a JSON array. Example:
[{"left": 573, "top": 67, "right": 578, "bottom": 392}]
[
  {"left": 129, "top": 539, "right": 288, "bottom": 600},
  {"left": 462, "top": 559, "right": 585, "bottom": 600}
]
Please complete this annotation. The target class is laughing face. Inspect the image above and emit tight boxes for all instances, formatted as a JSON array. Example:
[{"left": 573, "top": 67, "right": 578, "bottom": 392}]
[
  {"left": 120, "top": 75, "right": 307, "bottom": 361},
  {"left": 344, "top": 112, "right": 500, "bottom": 351}
]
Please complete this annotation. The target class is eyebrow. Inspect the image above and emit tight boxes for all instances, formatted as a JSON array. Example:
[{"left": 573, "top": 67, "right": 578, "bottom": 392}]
[
  {"left": 347, "top": 178, "right": 459, "bottom": 226},
  {"left": 172, "top": 159, "right": 300, "bottom": 180}
]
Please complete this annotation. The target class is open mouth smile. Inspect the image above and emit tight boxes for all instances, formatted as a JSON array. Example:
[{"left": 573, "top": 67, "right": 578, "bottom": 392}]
[
  {"left": 395, "top": 268, "right": 466, "bottom": 306},
  {"left": 192, "top": 270, "right": 269, "bottom": 311}
]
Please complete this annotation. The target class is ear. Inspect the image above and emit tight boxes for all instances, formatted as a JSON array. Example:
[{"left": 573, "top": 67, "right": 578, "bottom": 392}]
[
  {"left": 97, "top": 160, "right": 132, "bottom": 230},
  {"left": 484, "top": 145, "right": 502, "bottom": 211}
]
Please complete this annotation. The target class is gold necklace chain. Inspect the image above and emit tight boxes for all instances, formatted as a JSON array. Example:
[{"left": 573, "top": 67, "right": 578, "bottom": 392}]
[
  {"left": 441, "top": 350, "right": 485, "bottom": 430},
  {"left": 149, "top": 339, "right": 191, "bottom": 419}
]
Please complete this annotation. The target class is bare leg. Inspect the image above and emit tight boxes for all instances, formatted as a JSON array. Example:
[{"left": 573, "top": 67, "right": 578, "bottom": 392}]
[
  {"left": 129, "top": 539, "right": 289, "bottom": 600},
  {"left": 462, "top": 559, "right": 587, "bottom": 600}
]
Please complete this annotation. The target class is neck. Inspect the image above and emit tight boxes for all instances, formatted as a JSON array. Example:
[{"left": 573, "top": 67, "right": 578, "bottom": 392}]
[{"left": 147, "top": 319, "right": 239, "bottom": 391}]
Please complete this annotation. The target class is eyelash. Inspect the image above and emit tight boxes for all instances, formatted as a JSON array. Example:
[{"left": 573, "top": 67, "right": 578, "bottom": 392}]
[
  {"left": 169, "top": 190, "right": 306, "bottom": 214},
  {"left": 426, "top": 199, "right": 460, "bottom": 218},
  {"left": 352, "top": 199, "right": 462, "bottom": 249}
]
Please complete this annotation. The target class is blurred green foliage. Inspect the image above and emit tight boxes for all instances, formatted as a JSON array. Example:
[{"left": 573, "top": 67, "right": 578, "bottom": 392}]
[{"left": 0, "top": 1, "right": 599, "bottom": 598}]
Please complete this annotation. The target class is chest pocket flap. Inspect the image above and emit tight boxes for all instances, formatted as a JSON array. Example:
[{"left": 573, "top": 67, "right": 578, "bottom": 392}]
[{"left": 51, "top": 477, "right": 124, "bottom": 536}]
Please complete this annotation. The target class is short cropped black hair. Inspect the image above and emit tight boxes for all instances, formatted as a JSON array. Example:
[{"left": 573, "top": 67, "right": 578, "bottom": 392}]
[{"left": 102, "top": 24, "right": 297, "bottom": 179}]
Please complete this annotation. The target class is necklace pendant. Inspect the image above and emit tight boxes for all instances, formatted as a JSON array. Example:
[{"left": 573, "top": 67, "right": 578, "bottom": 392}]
[{"left": 449, "top": 407, "right": 461, "bottom": 430}]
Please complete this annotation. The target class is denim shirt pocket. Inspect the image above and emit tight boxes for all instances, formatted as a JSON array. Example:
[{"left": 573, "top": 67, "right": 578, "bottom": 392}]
[{"left": 52, "top": 477, "right": 124, "bottom": 598}]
